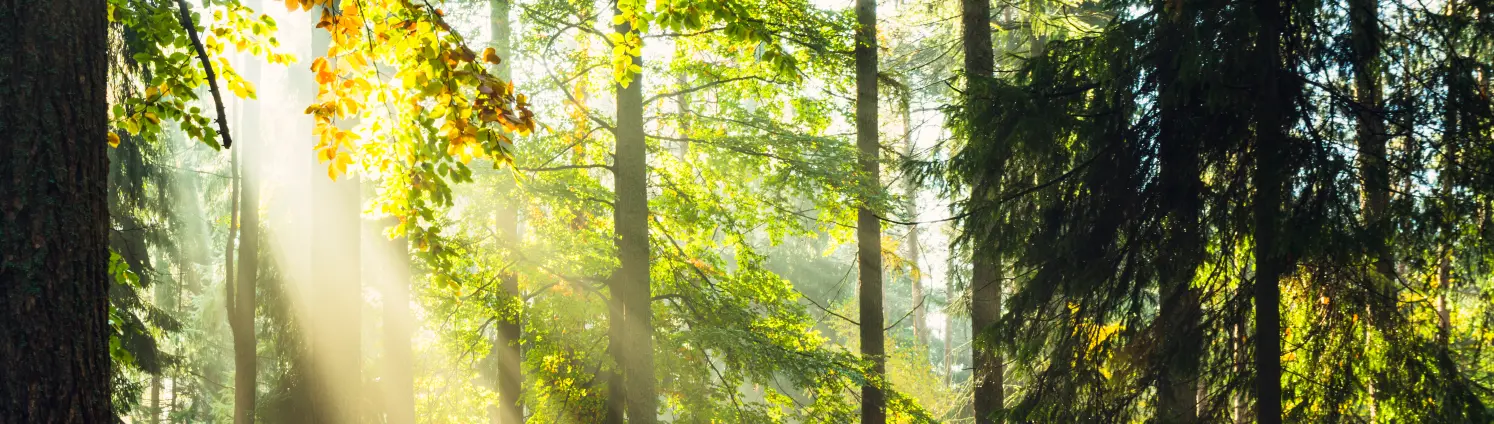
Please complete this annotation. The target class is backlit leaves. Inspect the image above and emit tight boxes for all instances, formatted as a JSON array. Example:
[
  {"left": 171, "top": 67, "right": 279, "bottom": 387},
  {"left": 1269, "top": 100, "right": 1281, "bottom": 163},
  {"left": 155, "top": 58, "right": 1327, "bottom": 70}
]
[{"left": 290, "top": 0, "right": 536, "bottom": 256}]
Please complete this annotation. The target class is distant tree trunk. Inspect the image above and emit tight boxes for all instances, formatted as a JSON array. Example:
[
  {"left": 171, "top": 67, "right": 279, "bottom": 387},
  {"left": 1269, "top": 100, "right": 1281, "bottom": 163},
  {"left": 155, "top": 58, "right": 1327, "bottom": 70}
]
[
  {"left": 962, "top": 0, "right": 1003, "bottom": 421},
  {"left": 151, "top": 375, "right": 163, "bottom": 424},
  {"left": 1253, "top": 0, "right": 1288, "bottom": 419},
  {"left": 1154, "top": 2, "right": 1203, "bottom": 421},
  {"left": 944, "top": 279, "right": 955, "bottom": 385},
  {"left": 609, "top": 5, "right": 656, "bottom": 424},
  {"left": 225, "top": 141, "right": 240, "bottom": 349},
  {"left": 0, "top": 0, "right": 112, "bottom": 421},
  {"left": 310, "top": 8, "right": 363, "bottom": 421},
  {"left": 489, "top": 4, "right": 523, "bottom": 423},
  {"left": 854, "top": 0, "right": 886, "bottom": 423},
  {"left": 901, "top": 87, "right": 927, "bottom": 347},
  {"left": 232, "top": 49, "right": 262, "bottom": 424},
  {"left": 380, "top": 218, "right": 415, "bottom": 424}
]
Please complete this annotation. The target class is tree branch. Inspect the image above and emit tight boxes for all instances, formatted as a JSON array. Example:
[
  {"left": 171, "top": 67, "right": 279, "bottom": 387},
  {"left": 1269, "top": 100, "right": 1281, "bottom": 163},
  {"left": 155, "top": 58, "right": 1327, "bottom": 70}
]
[
  {"left": 175, "top": 0, "right": 235, "bottom": 149},
  {"left": 644, "top": 76, "right": 776, "bottom": 104},
  {"left": 515, "top": 163, "right": 612, "bottom": 173}
]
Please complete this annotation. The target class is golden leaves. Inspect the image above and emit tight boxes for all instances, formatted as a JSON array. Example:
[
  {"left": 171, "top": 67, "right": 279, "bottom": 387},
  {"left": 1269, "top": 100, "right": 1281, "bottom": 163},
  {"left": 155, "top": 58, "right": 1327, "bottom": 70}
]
[
  {"left": 108, "top": 132, "right": 121, "bottom": 148},
  {"left": 483, "top": 47, "right": 502, "bottom": 65}
]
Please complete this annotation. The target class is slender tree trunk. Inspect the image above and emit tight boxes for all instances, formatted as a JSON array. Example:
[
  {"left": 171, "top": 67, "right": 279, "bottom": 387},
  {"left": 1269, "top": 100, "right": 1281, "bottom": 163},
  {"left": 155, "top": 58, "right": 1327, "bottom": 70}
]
[
  {"left": 1155, "top": 3, "right": 1204, "bottom": 421},
  {"left": 1253, "top": 0, "right": 1287, "bottom": 419},
  {"left": 943, "top": 279, "right": 954, "bottom": 385},
  {"left": 151, "top": 375, "right": 163, "bottom": 424},
  {"left": 854, "top": 0, "right": 886, "bottom": 422},
  {"left": 488, "top": 2, "right": 523, "bottom": 422},
  {"left": 901, "top": 88, "right": 927, "bottom": 347},
  {"left": 226, "top": 144, "right": 240, "bottom": 329},
  {"left": 233, "top": 47, "right": 263, "bottom": 424},
  {"left": 610, "top": 5, "right": 656, "bottom": 424},
  {"left": 0, "top": 0, "right": 111, "bottom": 420},
  {"left": 310, "top": 8, "right": 363, "bottom": 421},
  {"left": 962, "top": 0, "right": 1004, "bottom": 421}
]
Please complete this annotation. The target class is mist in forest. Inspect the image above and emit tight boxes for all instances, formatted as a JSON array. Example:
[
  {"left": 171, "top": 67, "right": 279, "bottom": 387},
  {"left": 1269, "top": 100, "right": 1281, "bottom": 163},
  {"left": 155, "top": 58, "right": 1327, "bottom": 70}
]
[{"left": 5, "top": 0, "right": 1491, "bottom": 422}]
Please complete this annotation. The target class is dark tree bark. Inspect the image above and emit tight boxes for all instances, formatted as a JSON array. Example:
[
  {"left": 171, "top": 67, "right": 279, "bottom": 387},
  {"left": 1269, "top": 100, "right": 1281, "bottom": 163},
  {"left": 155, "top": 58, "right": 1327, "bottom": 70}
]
[
  {"left": 1252, "top": 0, "right": 1288, "bottom": 419},
  {"left": 854, "top": 0, "right": 886, "bottom": 423},
  {"left": 962, "top": 0, "right": 1003, "bottom": 421},
  {"left": 310, "top": 9, "right": 362, "bottom": 422},
  {"left": 1350, "top": 0, "right": 1389, "bottom": 275},
  {"left": 609, "top": 5, "right": 656, "bottom": 424},
  {"left": 0, "top": 0, "right": 112, "bottom": 421},
  {"left": 488, "top": 2, "right": 523, "bottom": 423}
]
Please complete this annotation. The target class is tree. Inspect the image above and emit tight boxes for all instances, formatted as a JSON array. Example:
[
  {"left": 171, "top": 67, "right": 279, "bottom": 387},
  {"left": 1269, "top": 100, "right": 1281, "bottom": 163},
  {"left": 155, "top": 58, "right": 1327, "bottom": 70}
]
[
  {"left": 610, "top": 1, "right": 656, "bottom": 422},
  {"left": 854, "top": 0, "right": 887, "bottom": 422},
  {"left": 0, "top": 0, "right": 112, "bottom": 421},
  {"left": 231, "top": 57, "right": 262, "bottom": 424},
  {"left": 1252, "top": 0, "right": 1290, "bottom": 419},
  {"left": 960, "top": 0, "right": 1003, "bottom": 421},
  {"left": 308, "top": 8, "right": 362, "bottom": 422},
  {"left": 489, "top": 1, "right": 523, "bottom": 423}
]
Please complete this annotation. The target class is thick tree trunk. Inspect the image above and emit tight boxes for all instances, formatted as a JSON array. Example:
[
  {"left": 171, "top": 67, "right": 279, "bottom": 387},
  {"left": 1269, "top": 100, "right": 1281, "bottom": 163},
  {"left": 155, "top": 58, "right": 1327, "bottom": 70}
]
[
  {"left": 1253, "top": 0, "right": 1287, "bottom": 419},
  {"left": 610, "top": 6, "right": 656, "bottom": 424},
  {"left": 854, "top": 0, "right": 886, "bottom": 423},
  {"left": 962, "top": 0, "right": 1004, "bottom": 421},
  {"left": 310, "top": 9, "right": 363, "bottom": 422},
  {"left": 1154, "top": 4, "right": 1204, "bottom": 421},
  {"left": 489, "top": 2, "right": 523, "bottom": 422},
  {"left": 233, "top": 49, "right": 262, "bottom": 424},
  {"left": 0, "top": 0, "right": 112, "bottom": 421}
]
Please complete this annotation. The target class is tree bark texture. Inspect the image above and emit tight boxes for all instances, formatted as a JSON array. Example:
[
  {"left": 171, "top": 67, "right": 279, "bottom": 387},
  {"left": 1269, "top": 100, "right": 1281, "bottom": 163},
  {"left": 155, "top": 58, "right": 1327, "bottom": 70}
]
[{"left": 0, "top": 0, "right": 113, "bottom": 421}]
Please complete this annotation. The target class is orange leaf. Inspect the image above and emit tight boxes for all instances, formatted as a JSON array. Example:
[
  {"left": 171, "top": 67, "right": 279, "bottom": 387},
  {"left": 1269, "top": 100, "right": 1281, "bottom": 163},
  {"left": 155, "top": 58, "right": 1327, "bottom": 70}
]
[
  {"left": 107, "top": 132, "right": 121, "bottom": 148},
  {"left": 483, "top": 47, "right": 501, "bottom": 64}
]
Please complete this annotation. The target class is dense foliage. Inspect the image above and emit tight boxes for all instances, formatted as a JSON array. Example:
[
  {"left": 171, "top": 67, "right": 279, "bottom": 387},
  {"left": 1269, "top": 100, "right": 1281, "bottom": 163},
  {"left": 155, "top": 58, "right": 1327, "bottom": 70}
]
[{"left": 6, "top": 0, "right": 1490, "bottom": 421}]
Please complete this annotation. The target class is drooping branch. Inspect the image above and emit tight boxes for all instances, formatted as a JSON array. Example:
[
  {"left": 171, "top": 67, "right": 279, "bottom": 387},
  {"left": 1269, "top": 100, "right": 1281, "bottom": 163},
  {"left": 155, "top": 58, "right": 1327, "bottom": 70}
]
[{"left": 175, "top": 0, "right": 235, "bottom": 149}]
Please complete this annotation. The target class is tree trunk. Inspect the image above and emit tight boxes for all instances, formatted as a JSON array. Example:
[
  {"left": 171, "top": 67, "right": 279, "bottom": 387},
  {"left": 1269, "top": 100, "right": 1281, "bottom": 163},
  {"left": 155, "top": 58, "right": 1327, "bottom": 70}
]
[
  {"left": 0, "top": 0, "right": 111, "bottom": 421},
  {"left": 962, "top": 0, "right": 1004, "bottom": 421},
  {"left": 1253, "top": 0, "right": 1287, "bottom": 419},
  {"left": 854, "top": 0, "right": 886, "bottom": 423},
  {"left": 1154, "top": 3, "right": 1204, "bottom": 421},
  {"left": 901, "top": 88, "right": 927, "bottom": 347},
  {"left": 1349, "top": 0, "right": 1388, "bottom": 416},
  {"left": 488, "top": 2, "right": 523, "bottom": 422},
  {"left": 380, "top": 217, "right": 415, "bottom": 424},
  {"left": 233, "top": 46, "right": 262, "bottom": 424},
  {"left": 610, "top": 5, "right": 656, "bottom": 424},
  {"left": 310, "top": 7, "right": 363, "bottom": 421}
]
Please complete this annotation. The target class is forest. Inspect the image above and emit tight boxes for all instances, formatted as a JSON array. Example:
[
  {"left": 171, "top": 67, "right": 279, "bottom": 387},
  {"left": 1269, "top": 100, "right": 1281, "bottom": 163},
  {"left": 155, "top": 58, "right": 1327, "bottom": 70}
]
[{"left": 0, "top": 0, "right": 1492, "bottom": 422}]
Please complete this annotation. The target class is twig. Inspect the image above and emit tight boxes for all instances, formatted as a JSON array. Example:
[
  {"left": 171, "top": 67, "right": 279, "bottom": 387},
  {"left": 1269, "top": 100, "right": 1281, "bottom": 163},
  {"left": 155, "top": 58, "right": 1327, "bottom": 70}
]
[{"left": 174, "top": 0, "right": 235, "bottom": 149}]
